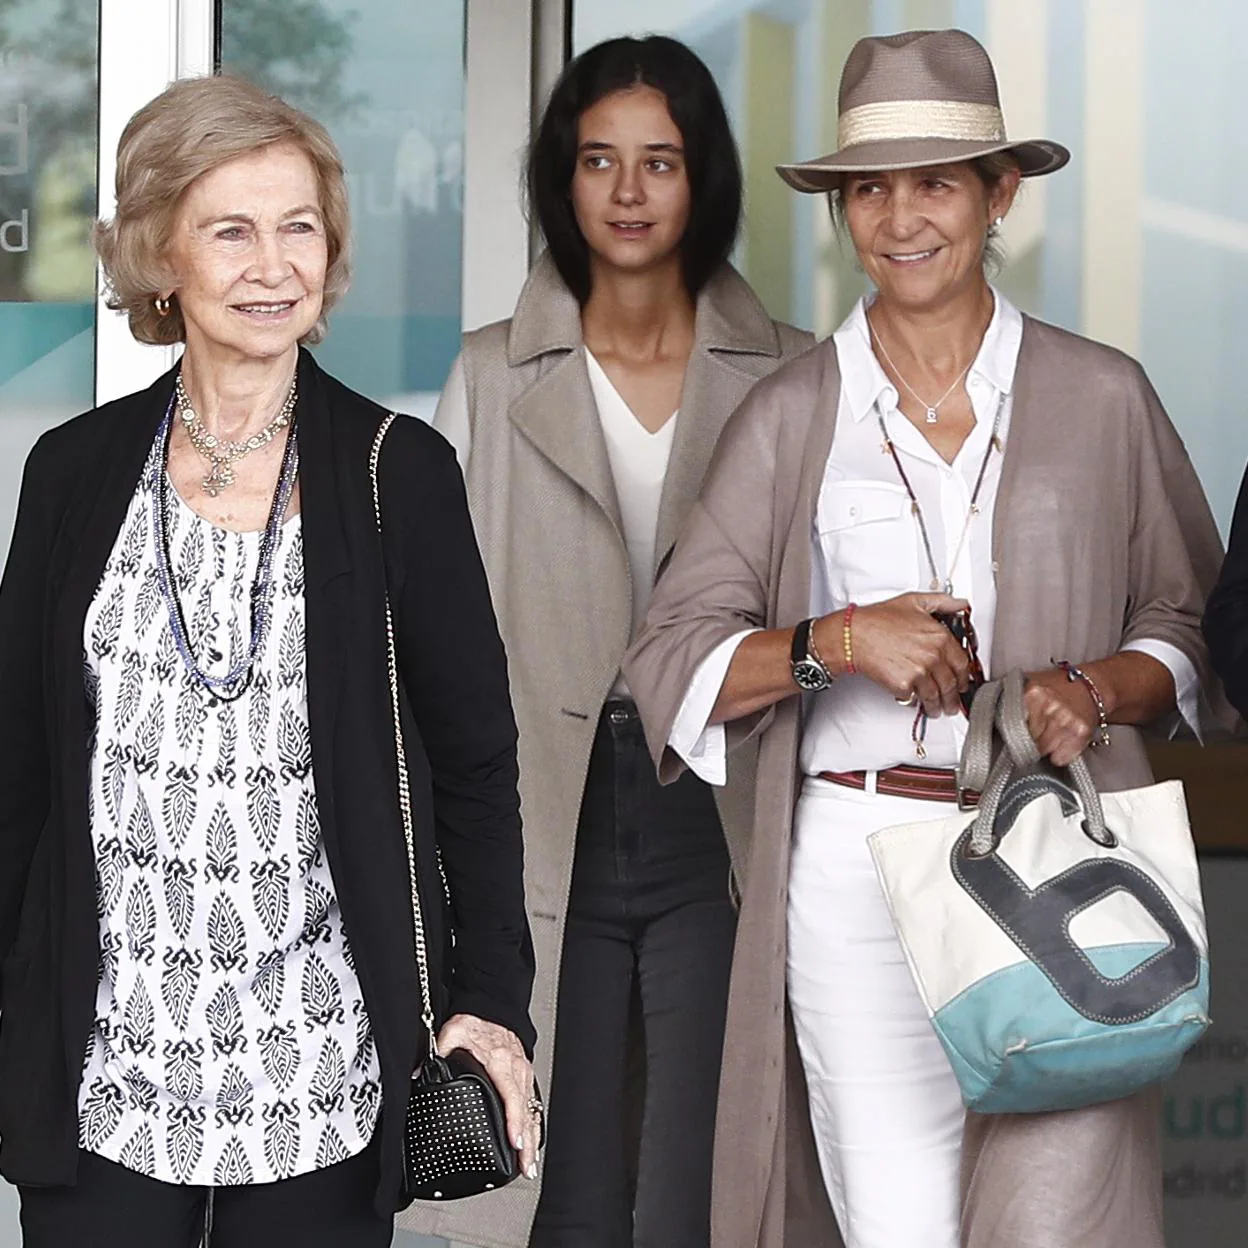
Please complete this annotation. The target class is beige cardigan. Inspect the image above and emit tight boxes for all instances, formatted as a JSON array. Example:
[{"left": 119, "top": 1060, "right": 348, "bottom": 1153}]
[
  {"left": 623, "top": 319, "right": 1226, "bottom": 1248},
  {"left": 395, "top": 253, "right": 812, "bottom": 1248}
]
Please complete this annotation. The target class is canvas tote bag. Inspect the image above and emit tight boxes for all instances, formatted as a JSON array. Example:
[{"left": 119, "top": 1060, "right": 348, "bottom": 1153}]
[{"left": 867, "top": 669, "right": 1210, "bottom": 1114}]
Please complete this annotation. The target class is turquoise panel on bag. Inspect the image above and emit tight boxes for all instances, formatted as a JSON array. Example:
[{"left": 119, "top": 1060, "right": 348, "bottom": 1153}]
[{"left": 932, "top": 944, "right": 1211, "bottom": 1114}]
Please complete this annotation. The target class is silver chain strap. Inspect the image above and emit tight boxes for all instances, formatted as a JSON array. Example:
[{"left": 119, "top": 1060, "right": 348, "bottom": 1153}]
[{"left": 370, "top": 414, "right": 438, "bottom": 1055}]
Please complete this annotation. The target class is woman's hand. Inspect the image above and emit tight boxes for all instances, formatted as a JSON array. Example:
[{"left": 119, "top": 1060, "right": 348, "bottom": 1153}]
[
  {"left": 435, "top": 1013, "right": 540, "bottom": 1179},
  {"left": 817, "top": 592, "right": 970, "bottom": 718},
  {"left": 1023, "top": 669, "right": 1097, "bottom": 767}
]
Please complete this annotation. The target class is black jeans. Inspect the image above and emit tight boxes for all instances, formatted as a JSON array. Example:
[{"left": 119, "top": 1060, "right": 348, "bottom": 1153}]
[
  {"left": 19, "top": 1138, "right": 391, "bottom": 1248},
  {"left": 530, "top": 700, "right": 737, "bottom": 1248}
]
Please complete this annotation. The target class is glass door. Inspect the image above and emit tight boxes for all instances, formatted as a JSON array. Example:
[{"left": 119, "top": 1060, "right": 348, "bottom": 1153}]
[
  {"left": 0, "top": 0, "right": 100, "bottom": 555},
  {"left": 219, "top": 0, "right": 467, "bottom": 421}
]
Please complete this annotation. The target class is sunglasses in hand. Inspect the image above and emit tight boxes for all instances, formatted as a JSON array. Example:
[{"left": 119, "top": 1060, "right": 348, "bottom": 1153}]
[{"left": 933, "top": 606, "right": 985, "bottom": 715}]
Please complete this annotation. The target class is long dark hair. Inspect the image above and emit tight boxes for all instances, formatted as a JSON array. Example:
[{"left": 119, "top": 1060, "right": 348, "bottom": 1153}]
[{"left": 527, "top": 35, "right": 743, "bottom": 304}]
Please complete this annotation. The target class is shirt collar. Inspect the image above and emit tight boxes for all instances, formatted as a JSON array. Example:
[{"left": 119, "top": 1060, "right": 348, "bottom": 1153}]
[{"left": 832, "top": 287, "right": 1024, "bottom": 424}]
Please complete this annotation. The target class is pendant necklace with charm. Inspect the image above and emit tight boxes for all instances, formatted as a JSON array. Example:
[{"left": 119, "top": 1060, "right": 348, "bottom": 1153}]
[
  {"left": 176, "top": 370, "right": 297, "bottom": 497},
  {"left": 869, "top": 321, "right": 974, "bottom": 424}
]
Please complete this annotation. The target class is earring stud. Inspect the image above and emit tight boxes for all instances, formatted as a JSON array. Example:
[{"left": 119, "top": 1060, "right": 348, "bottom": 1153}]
[{"left": 154, "top": 295, "right": 172, "bottom": 317}]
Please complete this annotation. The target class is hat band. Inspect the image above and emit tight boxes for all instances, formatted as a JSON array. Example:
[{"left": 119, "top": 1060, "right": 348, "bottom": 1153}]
[{"left": 837, "top": 100, "right": 1006, "bottom": 150}]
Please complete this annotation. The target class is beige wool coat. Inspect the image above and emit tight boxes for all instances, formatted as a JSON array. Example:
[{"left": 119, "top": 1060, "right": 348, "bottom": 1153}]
[
  {"left": 395, "top": 252, "right": 812, "bottom": 1247},
  {"left": 622, "top": 318, "right": 1227, "bottom": 1248}
]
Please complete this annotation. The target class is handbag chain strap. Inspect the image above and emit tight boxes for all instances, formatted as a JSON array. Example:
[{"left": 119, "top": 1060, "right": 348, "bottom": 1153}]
[{"left": 370, "top": 413, "right": 438, "bottom": 1056}]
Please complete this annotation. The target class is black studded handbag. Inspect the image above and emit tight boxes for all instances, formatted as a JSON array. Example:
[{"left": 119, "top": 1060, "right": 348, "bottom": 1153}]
[{"left": 371, "top": 415, "right": 537, "bottom": 1202}]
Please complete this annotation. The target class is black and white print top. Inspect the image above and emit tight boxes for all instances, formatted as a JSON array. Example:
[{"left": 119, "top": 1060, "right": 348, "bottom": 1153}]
[{"left": 77, "top": 446, "right": 382, "bottom": 1186}]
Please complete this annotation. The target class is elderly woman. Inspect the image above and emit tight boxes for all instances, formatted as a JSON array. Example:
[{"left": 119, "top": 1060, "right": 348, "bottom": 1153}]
[
  {"left": 417, "top": 35, "right": 810, "bottom": 1248},
  {"left": 0, "top": 75, "right": 536, "bottom": 1247},
  {"left": 624, "top": 29, "right": 1223, "bottom": 1248}
]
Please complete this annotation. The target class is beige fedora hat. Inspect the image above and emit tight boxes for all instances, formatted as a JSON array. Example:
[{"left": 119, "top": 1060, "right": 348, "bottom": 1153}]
[{"left": 777, "top": 29, "right": 1069, "bottom": 193}]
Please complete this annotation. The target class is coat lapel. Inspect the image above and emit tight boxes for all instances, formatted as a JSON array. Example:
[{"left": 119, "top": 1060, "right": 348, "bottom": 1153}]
[
  {"left": 654, "top": 266, "right": 784, "bottom": 568},
  {"left": 51, "top": 370, "right": 173, "bottom": 888},
  {"left": 55, "top": 371, "right": 173, "bottom": 681},
  {"left": 296, "top": 350, "right": 354, "bottom": 592},
  {"left": 989, "top": 316, "right": 1036, "bottom": 677},
  {"left": 295, "top": 351, "right": 355, "bottom": 815},
  {"left": 506, "top": 256, "right": 788, "bottom": 559},
  {"left": 779, "top": 341, "right": 842, "bottom": 625},
  {"left": 506, "top": 254, "right": 622, "bottom": 536},
  {"left": 508, "top": 350, "right": 623, "bottom": 536}
]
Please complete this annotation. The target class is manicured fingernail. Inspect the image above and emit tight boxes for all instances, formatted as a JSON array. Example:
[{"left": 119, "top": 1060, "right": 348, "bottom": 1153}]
[
  {"left": 515, "top": 1134, "right": 525, "bottom": 1150},
  {"left": 526, "top": 1164, "right": 538, "bottom": 1180}
]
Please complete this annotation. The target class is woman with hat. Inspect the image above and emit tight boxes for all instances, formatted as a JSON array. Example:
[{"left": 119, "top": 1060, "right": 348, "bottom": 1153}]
[{"left": 623, "top": 28, "right": 1222, "bottom": 1248}]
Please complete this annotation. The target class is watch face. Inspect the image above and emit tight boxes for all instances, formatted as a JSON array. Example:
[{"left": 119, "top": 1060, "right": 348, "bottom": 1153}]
[{"left": 792, "top": 659, "right": 830, "bottom": 692}]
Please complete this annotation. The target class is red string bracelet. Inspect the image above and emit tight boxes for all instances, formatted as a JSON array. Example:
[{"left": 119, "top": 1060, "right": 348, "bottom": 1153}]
[{"left": 1056, "top": 660, "right": 1112, "bottom": 747}]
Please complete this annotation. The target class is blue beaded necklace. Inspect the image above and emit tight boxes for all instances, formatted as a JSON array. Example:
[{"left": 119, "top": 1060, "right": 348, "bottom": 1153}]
[{"left": 150, "top": 389, "right": 300, "bottom": 702}]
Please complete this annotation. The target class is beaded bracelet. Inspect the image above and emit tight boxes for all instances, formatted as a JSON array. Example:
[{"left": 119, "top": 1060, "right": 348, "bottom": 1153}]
[
  {"left": 843, "top": 603, "right": 858, "bottom": 675},
  {"left": 1057, "top": 660, "right": 1112, "bottom": 747}
]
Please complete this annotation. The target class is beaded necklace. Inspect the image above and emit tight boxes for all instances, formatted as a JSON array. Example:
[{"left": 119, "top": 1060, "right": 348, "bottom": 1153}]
[{"left": 150, "top": 392, "right": 300, "bottom": 701}]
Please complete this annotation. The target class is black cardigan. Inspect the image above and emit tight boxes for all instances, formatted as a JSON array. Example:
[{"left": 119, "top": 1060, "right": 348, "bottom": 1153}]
[
  {"left": 0, "top": 350, "right": 535, "bottom": 1210},
  {"left": 1204, "top": 467, "right": 1248, "bottom": 716}
]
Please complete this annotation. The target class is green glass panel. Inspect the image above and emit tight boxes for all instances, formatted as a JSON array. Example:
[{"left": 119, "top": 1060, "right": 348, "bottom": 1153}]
[
  {"left": 0, "top": 0, "right": 98, "bottom": 561},
  {"left": 221, "top": 0, "right": 466, "bottom": 419}
]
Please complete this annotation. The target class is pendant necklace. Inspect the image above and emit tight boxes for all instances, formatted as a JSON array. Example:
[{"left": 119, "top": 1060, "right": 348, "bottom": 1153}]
[
  {"left": 176, "top": 371, "right": 297, "bottom": 497},
  {"left": 869, "top": 321, "right": 974, "bottom": 424},
  {"left": 150, "top": 392, "right": 299, "bottom": 701}
]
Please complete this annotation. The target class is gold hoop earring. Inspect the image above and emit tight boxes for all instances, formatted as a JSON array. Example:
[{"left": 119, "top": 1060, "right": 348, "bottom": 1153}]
[{"left": 154, "top": 295, "right": 172, "bottom": 317}]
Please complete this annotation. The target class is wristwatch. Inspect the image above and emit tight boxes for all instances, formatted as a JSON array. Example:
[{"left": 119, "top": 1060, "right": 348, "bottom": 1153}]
[{"left": 790, "top": 617, "right": 832, "bottom": 692}]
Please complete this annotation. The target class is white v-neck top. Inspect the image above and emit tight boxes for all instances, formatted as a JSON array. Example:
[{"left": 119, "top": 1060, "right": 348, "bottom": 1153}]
[{"left": 586, "top": 350, "right": 678, "bottom": 658}]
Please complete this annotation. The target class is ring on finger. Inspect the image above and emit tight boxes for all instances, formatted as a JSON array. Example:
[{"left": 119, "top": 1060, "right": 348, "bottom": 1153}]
[
  {"left": 526, "top": 1095, "right": 543, "bottom": 1118},
  {"left": 895, "top": 691, "right": 918, "bottom": 707}
]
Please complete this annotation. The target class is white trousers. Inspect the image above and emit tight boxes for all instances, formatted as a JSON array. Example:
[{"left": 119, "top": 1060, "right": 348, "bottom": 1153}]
[{"left": 787, "top": 777, "right": 965, "bottom": 1248}]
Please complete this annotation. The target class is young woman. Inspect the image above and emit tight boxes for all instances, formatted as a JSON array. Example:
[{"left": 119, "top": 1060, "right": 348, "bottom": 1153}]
[
  {"left": 625, "top": 28, "right": 1222, "bottom": 1248},
  {"left": 406, "top": 35, "right": 810, "bottom": 1248}
]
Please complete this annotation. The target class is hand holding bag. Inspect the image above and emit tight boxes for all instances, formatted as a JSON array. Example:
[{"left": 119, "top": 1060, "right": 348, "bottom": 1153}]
[
  {"left": 867, "top": 668, "right": 1211, "bottom": 1114},
  {"left": 371, "top": 414, "right": 527, "bottom": 1200}
]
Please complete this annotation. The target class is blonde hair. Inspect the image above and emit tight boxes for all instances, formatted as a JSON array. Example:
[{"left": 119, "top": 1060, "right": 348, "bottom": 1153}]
[{"left": 94, "top": 74, "right": 351, "bottom": 346}]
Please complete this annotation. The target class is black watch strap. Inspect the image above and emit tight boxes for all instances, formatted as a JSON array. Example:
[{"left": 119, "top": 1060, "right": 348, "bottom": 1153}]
[{"left": 791, "top": 617, "right": 814, "bottom": 664}]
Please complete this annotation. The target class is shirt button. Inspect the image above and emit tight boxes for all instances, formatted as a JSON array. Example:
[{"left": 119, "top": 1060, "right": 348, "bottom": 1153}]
[
  {"left": 849, "top": 506, "right": 859, "bottom": 517},
  {"left": 992, "top": 561, "right": 1001, "bottom": 574}
]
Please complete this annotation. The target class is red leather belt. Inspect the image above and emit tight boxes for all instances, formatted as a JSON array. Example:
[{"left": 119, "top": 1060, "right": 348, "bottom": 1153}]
[{"left": 817, "top": 764, "right": 980, "bottom": 807}]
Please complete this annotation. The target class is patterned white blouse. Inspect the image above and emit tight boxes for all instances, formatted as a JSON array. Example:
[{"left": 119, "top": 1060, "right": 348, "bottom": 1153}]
[{"left": 77, "top": 441, "right": 382, "bottom": 1186}]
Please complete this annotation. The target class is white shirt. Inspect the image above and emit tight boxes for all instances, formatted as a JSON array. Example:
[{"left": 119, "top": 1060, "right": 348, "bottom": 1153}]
[
  {"left": 78, "top": 445, "right": 381, "bottom": 1186},
  {"left": 586, "top": 348, "right": 678, "bottom": 691},
  {"left": 670, "top": 291, "right": 1199, "bottom": 784}
]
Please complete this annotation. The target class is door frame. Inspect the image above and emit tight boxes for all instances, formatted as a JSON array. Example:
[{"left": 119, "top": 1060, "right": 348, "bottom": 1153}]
[
  {"left": 93, "top": 0, "right": 558, "bottom": 407},
  {"left": 94, "top": 0, "right": 212, "bottom": 404}
]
